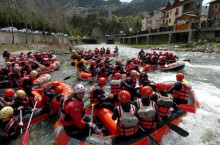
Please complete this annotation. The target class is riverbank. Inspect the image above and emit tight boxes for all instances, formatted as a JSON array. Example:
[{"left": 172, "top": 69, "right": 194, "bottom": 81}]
[{"left": 121, "top": 42, "right": 220, "bottom": 53}]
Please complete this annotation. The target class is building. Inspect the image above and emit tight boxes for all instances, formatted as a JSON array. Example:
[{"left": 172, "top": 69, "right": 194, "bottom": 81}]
[
  {"left": 152, "top": 9, "right": 162, "bottom": 29},
  {"left": 165, "top": 0, "right": 184, "bottom": 26},
  {"left": 161, "top": 7, "right": 166, "bottom": 27},
  {"left": 208, "top": 0, "right": 220, "bottom": 24},
  {"left": 200, "top": 6, "right": 209, "bottom": 27},
  {"left": 175, "top": 13, "right": 199, "bottom": 30},
  {"left": 141, "top": 17, "right": 147, "bottom": 31},
  {"left": 182, "top": 0, "right": 203, "bottom": 15}
]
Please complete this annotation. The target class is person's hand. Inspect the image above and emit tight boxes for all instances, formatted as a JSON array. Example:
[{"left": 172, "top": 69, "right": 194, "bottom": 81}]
[
  {"left": 19, "top": 122, "right": 23, "bottom": 126},
  {"left": 88, "top": 122, "right": 93, "bottom": 128},
  {"left": 18, "top": 106, "right": 24, "bottom": 110},
  {"left": 108, "top": 94, "right": 114, "bottom": 99},
  {"left": 32, "top": 108, "right": 37, "bottom": 112},
  {"left": 0, "top": 97, "right": 4, "bottom": 101},
  {"left": 34, "top": 96, "right": 38, "bottom": 101}
]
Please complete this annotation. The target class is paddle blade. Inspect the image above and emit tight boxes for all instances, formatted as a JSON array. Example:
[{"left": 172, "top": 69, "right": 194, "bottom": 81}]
[
  {"left": 63, "top": 62, "right": 68, "bottom": 66},
  {"left": 178, "top": 104, "right": 196, "bottom": 113},
  {"left": 167, "top": 122, "right": 189, "bottom": 137},
  {"left": 63, "top": 76, "right": 71, "bottom": 80},
  {"left": 183, "top": 59, "right": 190, "bottom": 62},
  {"left": 21, "top": 130, "right": 29, "bottom": 145}
]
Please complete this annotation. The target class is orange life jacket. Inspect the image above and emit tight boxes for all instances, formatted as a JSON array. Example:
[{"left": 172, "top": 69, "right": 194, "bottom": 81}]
[
  {"left": 173, "top": 82, "right": 190, "bottom": 101},
  {"left": 116, "top": 104, "right": 138, "bottom": 136},
  {"left": 137, "top": 99, "right": 157, "bottom": 130}
]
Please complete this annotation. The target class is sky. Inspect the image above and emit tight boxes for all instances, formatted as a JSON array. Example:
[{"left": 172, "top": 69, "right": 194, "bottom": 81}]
[{"left": 119, "top": 0, "right": 213, "bottom": 5}]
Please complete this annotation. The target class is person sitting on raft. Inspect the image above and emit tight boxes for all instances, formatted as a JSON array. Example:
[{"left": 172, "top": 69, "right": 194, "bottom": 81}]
[
  {"left": 139, "top": 72, "right": 156, "bottom": 91},
  {"left": 0, "top": 106, "right": 23, "bottom": 140},
  {"left": 121, "top": 70, "right": 139, "bottom": 101},
  {"left": 106, "top": 48, "right": 111, "bottom": 55},
  {"left": 8, "top": 66, "right": 21, "bottom": 87},
  {"left": 113, "top": 46, "right": 118, "bottom": 53},
  {"left": 112, "top": 90, "right": 139, "bottom": 136},
  {"left": 70, "top": 50, "right": 79, "bottom": 60},
  {"left": 88, "top": 61, "right": 98, "bottom": 76},
  {"left": 74, "top": 56, "right": 88, "bottom": 73},
  {"left": 42, "top": 55, "right": 51, "bottom": 67},
  {"left": 166, "top": 73, "right": 191, "bottom": 105},
  {"left": 59, "top": 84, "right": 103, "bottom": 136},
  {"left": 97, "top": 61, "right": 112, "bottom": 78},
  {"left": 50, "top": 85, "right": 65, "bottom": 113},
  {"left": 20, "top": 61, "right": 32, "bottom": 77},
  {"left": 20, "top": 70, "right": 39, "bottom": 96},
  {"left": 90, "top": 77, "right": 115, "bottom": 111},
  {"left": 113, "top": 59, "right": 126, "bottom": 74},
  {"left": 138, "top": 49, "right": 145, "bottom": 60},
  {"left": 13, "top": 90, "right": 35, "bottom": 115},
  {"left": 0, "top": 89, "right": 16, "bottom": 109},
  {"left": 109, "top": 73, "right": 123, "bottom": 103},
  {"left": 94, "top": 48, "right": 99, "bottom": 57},
  {"left": 151, "top": 83, "right": 179, "bottom": 121},
  {"left": 133, "top": 86, "right": 160, "bottom": 131}
]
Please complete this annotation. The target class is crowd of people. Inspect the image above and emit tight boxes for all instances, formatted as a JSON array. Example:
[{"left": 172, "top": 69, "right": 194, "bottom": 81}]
[
  {"left": 0, "top": 47, "right": 191, "bottom": 140},
  {"left": 1, "top": 49, "right": 55, "bottom": 87}
]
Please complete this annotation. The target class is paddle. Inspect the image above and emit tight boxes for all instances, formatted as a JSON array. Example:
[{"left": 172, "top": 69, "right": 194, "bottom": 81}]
[
  {"left": 138, "top": 125, "right": 160, "bottom": 145},
  {"left": 63, "top": 72, "right": 76, "bottom": 80},
  {"left": 88, "top": 104, "right": 95, "bottom": 145},
  {"left": 178, "top": 104, "right": 196, "bottom": 113},
  {"left": 165, "top": 121, "right": 189, "bottom": 137},
  {"left": 19, "top": 110, "right": 23, "bottom": 145},
  {"left": 182, "top": 59, "right": 190, "bottom": 62},
  {"left": 21, "top": 101, "right": 37, "bottom": 145}
]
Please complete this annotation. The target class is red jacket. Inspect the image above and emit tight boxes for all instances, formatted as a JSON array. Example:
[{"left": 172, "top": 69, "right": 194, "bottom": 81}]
[{"left": 60, "top": 98, "right": 86, "bottom": 129}]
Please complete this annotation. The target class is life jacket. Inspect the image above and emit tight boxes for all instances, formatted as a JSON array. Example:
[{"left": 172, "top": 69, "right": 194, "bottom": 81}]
[
  {"left": 158, "top": 56, "right": 166, "bottom": 65},
  {"left": 19, "top": 96, "right": 30, "bottom": 109},
  {"left": 42, "top": 58, "right": 50, "bottom": 65},
  {"left": 169, "top": 57, "right": 176, "bottom": 62},
  {"left": 89, "top": 85, "right": 105, "bottom": 105},
  {"left": 70, "top": 53, "right": 78, "bottom": 60},
  {"left": 8, "top": 72, "right": 21, "bottom": 86},
  {"left": 117, "top": 104, "right": 138, "bottom": 136},
  {"left": 60, "top": 98, "right": 74, "bottom": 126},
  {"left": 106, "top": 49, "right": 110, "bottom": 54},
  {"left": 84, "top": 54, "right": 91, "bottom": 60},
  {"left": 50, "top": 95, "right": 63, "bottom": 113},
  {"left": 126, "top": 62, "right": 135, "bottom": 73},
  {"left": 100, "top": 49, "right": 105, "bottom": 55},
  {"left": 110, "top": 80, "right": 121, "bottom": 96},
  {"left": 151, "top": 56, "right": 158, "bottom": 64},
  {"left": 137, "top": 99, "right": 157, "bottom": 130},
  {"left": 4, "top": 118, "right": 18, "bottom": 138},
  {"left": 157, "top": 93, "right": 173, "bottom": 117},
  {"left": 75, "top": 59, "right": 85, "bottom": 70},
  {"left": 20, "top": 75, "right": 32, "bottom": 88},
  {"left": 173, "top": 82, "right": 190, "bottom": 101}
]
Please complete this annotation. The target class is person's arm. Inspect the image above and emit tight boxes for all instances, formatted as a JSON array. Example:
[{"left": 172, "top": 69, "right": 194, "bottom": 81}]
[
  {"left": 132, "top": 100, "right": 138, "bottom": 111},
  {"left": 69, "top": 103, "right": 87, "bottom": 129},
  {"left": 166, "top": 82, "right": 181, "bottom": 93},
  {"left": 112, "top": 107, "right": 119, "bottom": 120}
]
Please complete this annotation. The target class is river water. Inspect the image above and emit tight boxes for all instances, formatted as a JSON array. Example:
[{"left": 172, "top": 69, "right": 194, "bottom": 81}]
[{"left": 8, "top": 44, "right": 220, "bottom": 145}]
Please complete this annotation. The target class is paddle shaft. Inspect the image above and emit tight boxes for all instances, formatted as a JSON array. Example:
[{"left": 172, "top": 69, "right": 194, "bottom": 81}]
[
  {"left": 138, "top": 125, "right": 160, "bottom": 145},
  {"left": 63, "top": 72, "right": 75, "bottom": 80},
  {"left": 88, "top": 104, "right": 95, "bottom": 145},
  {"left": 20, "top": 110, "right": 23, "bottom": 145},
  {"left": 27, "top": 101, "right": 37, "bottom": 129}
]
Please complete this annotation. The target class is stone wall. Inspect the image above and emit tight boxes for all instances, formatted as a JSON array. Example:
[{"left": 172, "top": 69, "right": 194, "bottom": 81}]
[{"left": 0, "top": 32, "right": 70, "bottom": 45}]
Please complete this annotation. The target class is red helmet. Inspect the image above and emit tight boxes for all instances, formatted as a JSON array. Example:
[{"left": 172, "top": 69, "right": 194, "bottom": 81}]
[
  {"left": 105, "top": 56, "right": 109, "bottom": 61},
  {"left": 159, "top": 52, "right": 162, "bottom": 55},
  {"left": 4, "top": 89, "right": 15, "bottom": 98},
  {"left": 141, "top": 86, "right": 153, "bottom": 98},
  {"left": 119, "top": 90, "right": 131, "bottom": 103},
  {"left": 156, "top": 83, "right": 166, "bottom": 92},
  {"left": 98, "top": 57, "right": 101, "bottom": 60},
  {"left": 144, "top": 65, "right": 151, "bottom": 72},
  {"left": 98, "top": 77, "right": 106, "bottom": 85},
  {"left": 114, "top": 73, "right": 122, "bottom": 79},
  {"left": 153, "top": 51, "right": 156, "bottom": 54},
  {"left": 132, "top": 58, "right": 136, "bottom": 61},
  {"left": 176, "top": 73, "right": 184, "bottom": 81},
  {"left": 100, "top": 61, "right": 105, "bottom": 66},
  {"left": 170, "top": 53, "right": 173, "bottom": 57},
  {"left": 134, "top": 59, "right": 139, "bottom": 64},
  {"left": 55, "top": 85, "right": 63, "bottom": 94},
  {"left": 91, "top": 61, "right": 96, "bottom": 66},
  {"left": 44, "top": 55, "right": 48, "bottom": 58}
]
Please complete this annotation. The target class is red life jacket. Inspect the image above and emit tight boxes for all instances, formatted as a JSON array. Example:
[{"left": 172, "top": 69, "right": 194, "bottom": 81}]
[
  {"left": 157, "top": 93, "right": 172, "bottom": 117},
  {"left": 151, "top": 56, "right": 158, "bottom": 64},
  {"left": 173, "top": 82, "right": 190, "bottom": 101},
  {"left": 111, "top": 81, "right": 121, "bottom": 96},
  {"left": 89, "top": 86, "right": 105, "bottom": 104},
  {"left": 5, "top": 118, "right": 18, "bottom": 138},
  {"left": 50, "top": 95, "right": 63, "bottom": 113},
  {"left": 60, "top": 98, "right": 74, "bottom": 126},
  {"left": 158, "top": 56, "right": 165, "bottom": 64},
  {"left": 20, "top": 96, "right": 30, "bottom": 109},
  {"left": 137, "top": 99, "right": 157, "bottom": 130},
  {"left": 20, "top": 75, "right": 31, "bottom": 88},
  {"left": 94, "top": 50, "right": 99, "bottom": 55},
  {"left": 116, "top": 104, "right": 138, "bottom": 136},
  {"left": 100, "top": 50, "right": 105, "bottom": 55},
  {"left": 43, "top": 59, "right": 50, "bottom": 65},
  {"left": 84, "top": 55, "right": 91, "bottom": 60}
]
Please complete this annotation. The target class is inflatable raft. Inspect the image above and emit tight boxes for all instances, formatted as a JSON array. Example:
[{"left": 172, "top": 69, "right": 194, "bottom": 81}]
[
  {"left": 149, "top": 61, "right": 185, "bottom": 71},
  {"left": 38, "top": 61, "right": 60, "bottom": 74},
  {"left": 54, "top": 83, "right": 199, "bottom": 145}
]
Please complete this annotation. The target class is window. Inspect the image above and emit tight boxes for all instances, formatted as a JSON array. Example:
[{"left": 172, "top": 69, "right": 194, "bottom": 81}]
[
  {"left": 176, "top": 8, "right": 179, "bottom": 15},
  {"left": 170, "top": 10, "right": 172, "bottom": 14},
  {"left": 169, "top": 19, "right": 171, "bottom": 23}
]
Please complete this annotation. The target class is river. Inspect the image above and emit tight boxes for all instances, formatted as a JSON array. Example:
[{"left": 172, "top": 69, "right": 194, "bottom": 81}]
[{"left": 8, "top": 44, "right": 220, "bottom": 145}]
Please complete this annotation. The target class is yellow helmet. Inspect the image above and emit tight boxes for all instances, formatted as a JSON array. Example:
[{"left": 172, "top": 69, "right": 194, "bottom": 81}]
[
  {"left": 0, "top": 106, "right": 14, "bottom": 119},
  {"left": 30, "top": 70, "right": 38, "bottom": 78},
  {"left": 16, "top": 90, "right": 26, "bottom": 98}
]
